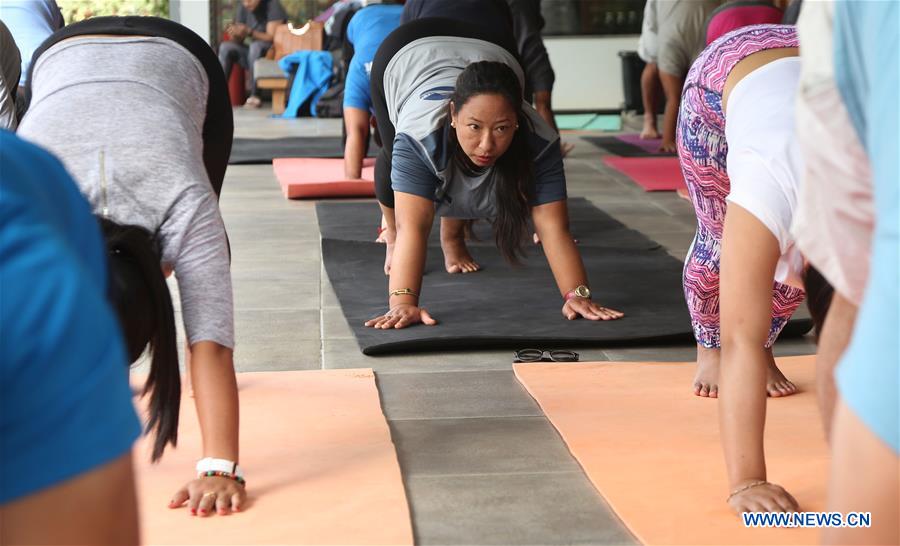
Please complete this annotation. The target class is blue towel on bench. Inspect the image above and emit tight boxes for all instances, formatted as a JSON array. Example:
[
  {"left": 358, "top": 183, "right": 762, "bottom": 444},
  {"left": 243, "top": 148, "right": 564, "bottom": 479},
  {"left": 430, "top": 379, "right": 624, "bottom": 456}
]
[{"left": 278, "top": 50, "right": 333, "bottom": 118}]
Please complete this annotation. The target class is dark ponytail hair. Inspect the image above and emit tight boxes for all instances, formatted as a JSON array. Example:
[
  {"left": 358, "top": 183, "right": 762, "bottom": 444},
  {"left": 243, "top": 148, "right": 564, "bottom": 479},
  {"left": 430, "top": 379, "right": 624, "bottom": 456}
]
[
  {"left": 448, "top": 61, "right": 535, "bottom": 263},
  {"left": 803, "top": 264, "right": 835, "bottom": 341},
  {"left": 99, "top": 218, "right": 180, "bottom": 462}
]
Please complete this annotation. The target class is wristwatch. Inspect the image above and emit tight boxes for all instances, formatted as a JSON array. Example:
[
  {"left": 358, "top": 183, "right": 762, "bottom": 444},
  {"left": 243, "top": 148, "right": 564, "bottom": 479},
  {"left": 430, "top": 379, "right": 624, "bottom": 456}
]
[{"left": 564, "top": 285, "right": 591, "bottom": 301}]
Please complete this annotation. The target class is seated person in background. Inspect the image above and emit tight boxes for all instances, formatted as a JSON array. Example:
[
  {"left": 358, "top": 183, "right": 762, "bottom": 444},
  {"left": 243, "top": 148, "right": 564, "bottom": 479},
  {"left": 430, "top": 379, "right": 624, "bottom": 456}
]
[
  {"left": 638, "top": 0, "right": 661, "bottom": 139},
  {"left": 656, "top": 0, "right": 720, "bottom": 152},
  {"left": 0, "top": 21, "right": 21, "bottom": 130},
  {"left": 343, "top": 1, "right": 403, "bottom": 179},
  {"left": 705, "top": 0, "right": 784, "bottom": 45},
  {"left": 20, "top": 15, "right": 244, "bottom": 518},
  {"left": 0, "top": 131, "right": 140, "bottom": 545},
  {"left": 219, "top": 0, "right": 287, "bottom": 108}
]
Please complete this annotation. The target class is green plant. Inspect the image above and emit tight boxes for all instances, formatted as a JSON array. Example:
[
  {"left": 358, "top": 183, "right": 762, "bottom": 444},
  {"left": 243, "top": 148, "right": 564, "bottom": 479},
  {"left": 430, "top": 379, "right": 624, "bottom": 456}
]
[{"left": 57, "top": 0, "right": 170, "bottom": 23}]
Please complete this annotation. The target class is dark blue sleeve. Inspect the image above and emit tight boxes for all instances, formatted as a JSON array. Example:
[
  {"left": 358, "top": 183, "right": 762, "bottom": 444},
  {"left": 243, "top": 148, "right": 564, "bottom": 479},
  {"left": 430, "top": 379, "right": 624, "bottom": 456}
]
[
  {"left": 400, "top": 0, "right": 423, "bottom": 23},
  {"left": 530, "top": 132, "right": 567, "bottom": 205},
  {"left": 391, "top": 133, "right": 441, "bottom": 201}
]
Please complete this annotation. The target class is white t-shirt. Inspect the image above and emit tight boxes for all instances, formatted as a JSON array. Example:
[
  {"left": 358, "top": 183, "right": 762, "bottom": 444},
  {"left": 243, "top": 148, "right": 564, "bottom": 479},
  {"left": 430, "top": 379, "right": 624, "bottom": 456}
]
[{"left": 724, "top": 56, "right": 804, "bottom": 288}]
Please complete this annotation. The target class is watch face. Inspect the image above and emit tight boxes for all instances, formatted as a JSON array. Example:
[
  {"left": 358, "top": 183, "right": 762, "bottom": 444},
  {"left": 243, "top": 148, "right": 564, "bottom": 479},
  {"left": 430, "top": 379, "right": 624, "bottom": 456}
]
[{"left": 575, "top": 285, "right": 591, "bottom": 298}]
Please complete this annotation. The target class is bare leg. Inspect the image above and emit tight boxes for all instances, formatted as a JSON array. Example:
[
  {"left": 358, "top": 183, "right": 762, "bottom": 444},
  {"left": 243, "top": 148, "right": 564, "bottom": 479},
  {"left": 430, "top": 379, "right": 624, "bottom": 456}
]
[
  {"left": 815, "top": 292, "right": 858, "bottom": 439},
  {"left": 640, "top": 62, "right": 661, "bottom": 139},
  {"left": 440, "top": 218, "right": 480, "bottom": 274},
  {"left": 658, "top": 70, "right": 684, "bottom": 152}
]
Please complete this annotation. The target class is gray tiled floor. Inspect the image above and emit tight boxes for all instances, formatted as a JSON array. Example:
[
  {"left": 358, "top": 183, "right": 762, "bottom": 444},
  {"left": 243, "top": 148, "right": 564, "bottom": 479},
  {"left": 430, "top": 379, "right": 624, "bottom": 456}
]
[{"left": 201, "top": 108, "right": 816, "bottom": 544}]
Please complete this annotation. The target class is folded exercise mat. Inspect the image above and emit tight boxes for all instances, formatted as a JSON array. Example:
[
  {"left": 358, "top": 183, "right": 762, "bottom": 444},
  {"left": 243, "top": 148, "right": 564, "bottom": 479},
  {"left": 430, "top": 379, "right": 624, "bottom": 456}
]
[
  {"left": 273, "top": 157, "right": 376, "bottom": 199},
  {"left": 229, "top": 136, "right": 380, "bottom": 165},
  {"left": 514, "top": 356, "right": 826, "bottom": 545},
  {"left": 583, "top": 134, "right": 676, "bottom": 157},
  {"left": 316, "top": 198, "right": 660, "bottom": 251},
  {"left": 133, "top": 369, "right": 413, "bottom": 545},
  {"left": 602, "top": 156, "right": 686, "bottom": 191}
]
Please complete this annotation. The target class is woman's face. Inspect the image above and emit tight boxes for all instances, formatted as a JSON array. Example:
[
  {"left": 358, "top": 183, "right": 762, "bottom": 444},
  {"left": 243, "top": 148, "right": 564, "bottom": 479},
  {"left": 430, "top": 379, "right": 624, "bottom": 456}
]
[{"left": 451, "top": 93, "right": 517, "bottom": 168}]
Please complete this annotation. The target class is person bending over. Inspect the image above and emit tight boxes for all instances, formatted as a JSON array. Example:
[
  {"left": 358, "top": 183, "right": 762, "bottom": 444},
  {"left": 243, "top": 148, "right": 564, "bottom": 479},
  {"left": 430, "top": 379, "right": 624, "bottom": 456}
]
[
  {"left": 342, "top": 1, "right": 403, "bottom": 179},
  {"left": 19, "top": 16, "right": 244, "bottom": 518},
  {"left": 656, "top": 0, "right": 719, "bottom": 152},
  {"left": 637, "top": 0, "right": 661, "bottom": 139},
  {"left": 364, "top": 17, "right": 623, "bottom": 329},
  {"left": 677, "top": 24, "right": 834, "bottom": 514}
]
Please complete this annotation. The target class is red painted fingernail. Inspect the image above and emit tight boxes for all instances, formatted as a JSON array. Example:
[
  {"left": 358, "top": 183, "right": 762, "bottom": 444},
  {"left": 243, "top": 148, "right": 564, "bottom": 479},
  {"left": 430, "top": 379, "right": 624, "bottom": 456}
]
[
  {"left": 199, "top": 509, "right": 207, "bottom": 515},
  {"left": 190, "top": 509, "right": 197, "bottom": 515}
]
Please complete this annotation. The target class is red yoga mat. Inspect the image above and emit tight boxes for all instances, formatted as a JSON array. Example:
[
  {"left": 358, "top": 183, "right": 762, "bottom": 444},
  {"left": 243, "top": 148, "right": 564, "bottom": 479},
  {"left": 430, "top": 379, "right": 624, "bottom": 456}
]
[
  {"left": 603, "top": 156, "right": 686, "bottom": 192},
  {"left": 273, "top": 158, "right": 376, "bottom": 199}
]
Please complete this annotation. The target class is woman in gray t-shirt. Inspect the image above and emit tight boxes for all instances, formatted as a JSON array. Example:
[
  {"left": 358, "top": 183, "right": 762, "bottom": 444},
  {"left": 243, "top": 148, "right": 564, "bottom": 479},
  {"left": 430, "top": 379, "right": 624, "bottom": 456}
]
[
  {"left": 365, "top": 18, "right": 624, "bottom": 330},
  {"left": 19, "top": 16, "right": 244, "bottom": 518}
]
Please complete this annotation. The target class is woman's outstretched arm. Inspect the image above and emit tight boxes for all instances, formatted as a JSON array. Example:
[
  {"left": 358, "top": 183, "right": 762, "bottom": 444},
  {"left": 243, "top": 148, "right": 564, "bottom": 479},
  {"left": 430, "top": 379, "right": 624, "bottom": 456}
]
[
  {"left": 719, "top": 203, "right": 798, "bottom": 513},
  {"left": 532, "top": 200, "right": 623, "bottom": 321},
  {"left": 366, "top": 191, "right": 437, "bottom": 329}
]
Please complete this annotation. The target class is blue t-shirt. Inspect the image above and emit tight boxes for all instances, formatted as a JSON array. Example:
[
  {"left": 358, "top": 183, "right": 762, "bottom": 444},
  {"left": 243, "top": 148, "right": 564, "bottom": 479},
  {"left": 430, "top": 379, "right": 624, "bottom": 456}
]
[
  {"left": 0, "top": 131, "right": 141, "bottom": 503},
  {"left": 343, "top": 4, "right": 403, "bottom": 112},
  {"left": 0, "top": 0, "right": 64, "bottom": 85}
]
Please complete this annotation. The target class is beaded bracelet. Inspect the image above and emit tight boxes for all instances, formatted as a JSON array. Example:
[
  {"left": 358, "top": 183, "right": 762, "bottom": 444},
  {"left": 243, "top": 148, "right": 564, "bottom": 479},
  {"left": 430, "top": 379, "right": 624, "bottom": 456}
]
[{"left": 199, "top": 470, "right": 246, "bottom": 487}]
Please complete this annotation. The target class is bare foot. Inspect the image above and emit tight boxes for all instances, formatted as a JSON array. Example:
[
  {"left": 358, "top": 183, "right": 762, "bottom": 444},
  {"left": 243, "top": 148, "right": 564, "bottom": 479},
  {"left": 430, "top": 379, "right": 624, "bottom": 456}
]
[
  {"left": 441, "top": 235, "right": 480, "bottom": 274},
  {"left": 766, "top": 361, "right": 798, "bottom": 397},
  {"left": 693, "top": 345, "right": 720, "bottom": 398},
  {"left": 640, "top": 126, "right": 660, "bottom": 140},
  {"left": 382, "top": 228, "right": 395, "bottom": 275}
]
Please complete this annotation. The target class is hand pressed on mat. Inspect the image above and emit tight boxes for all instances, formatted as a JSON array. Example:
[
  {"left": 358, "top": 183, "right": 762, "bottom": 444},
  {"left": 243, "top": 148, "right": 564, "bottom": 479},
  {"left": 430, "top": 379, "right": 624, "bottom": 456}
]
[
  {"left": 562, "top": 298, "right": 624, "bottom": 321},
  {"left": 169, "top": 475, "right": 246, "bottom": 517},
  {"left": 727, "top": 480, "right": 798, "bottom": 514},
  {"left": 365, "top": 304, "right": 437, "bottom": 330}
]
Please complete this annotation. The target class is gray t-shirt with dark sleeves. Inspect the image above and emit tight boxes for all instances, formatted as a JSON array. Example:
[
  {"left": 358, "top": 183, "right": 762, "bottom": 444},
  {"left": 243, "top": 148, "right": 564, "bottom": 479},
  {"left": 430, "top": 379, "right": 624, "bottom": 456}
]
[
  {"left": 18, "top": 36, "right": 235, "bottom": 349},
  {"left": 383, "top": 36, "right": 566, "bottom": 219}
]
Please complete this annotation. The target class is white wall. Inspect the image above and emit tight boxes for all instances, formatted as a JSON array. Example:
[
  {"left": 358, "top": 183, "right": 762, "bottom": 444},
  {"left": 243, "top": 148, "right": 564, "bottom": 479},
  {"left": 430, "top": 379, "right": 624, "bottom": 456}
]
[
  {"left": 545, "top": 35, "right": 640, "bottom": 111},
  {"left": 170, "top": 0, "right": 211, "bottom": 44}
]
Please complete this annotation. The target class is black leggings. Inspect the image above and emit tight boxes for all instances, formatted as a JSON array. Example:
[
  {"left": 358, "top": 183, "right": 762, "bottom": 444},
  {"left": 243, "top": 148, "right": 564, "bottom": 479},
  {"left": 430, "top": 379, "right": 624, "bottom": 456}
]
[
  {"left": 27, "top": 16, "right": 233, "bottom": 198},
  {"left": 369, "top": 17, "right": 519, "bottom": 208}
]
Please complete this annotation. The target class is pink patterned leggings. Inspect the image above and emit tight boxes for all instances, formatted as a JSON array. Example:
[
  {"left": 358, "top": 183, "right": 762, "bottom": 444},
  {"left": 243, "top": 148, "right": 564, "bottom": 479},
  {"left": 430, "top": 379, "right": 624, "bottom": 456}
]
[{"left": 676, "top": 24, "right": 804, "bottom": 348}]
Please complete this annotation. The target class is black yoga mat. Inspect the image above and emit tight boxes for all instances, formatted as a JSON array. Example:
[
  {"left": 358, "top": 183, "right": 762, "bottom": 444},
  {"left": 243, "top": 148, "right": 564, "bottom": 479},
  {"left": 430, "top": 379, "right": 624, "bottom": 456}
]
[
  {"left": 229, "top": 136, "right": 380, "bottom": 164},
  {"left": 318, "top": 199, "right": 812, "bottom": 355},
  {"left": 315, "top": 198, "right": 661, "bottom": 251},
  {"left": 323, "top": 238, "right": 694, "bottom": 355},
  {"left": 582, "top": 135, "right": 676, "bottom": 158}
]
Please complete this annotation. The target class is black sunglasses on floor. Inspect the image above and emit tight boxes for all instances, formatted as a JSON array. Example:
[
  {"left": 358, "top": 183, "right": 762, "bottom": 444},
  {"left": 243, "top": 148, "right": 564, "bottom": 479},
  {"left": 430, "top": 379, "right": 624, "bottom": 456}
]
[{"left": 514, "top": 349, "right": 580, "bottom": 363}]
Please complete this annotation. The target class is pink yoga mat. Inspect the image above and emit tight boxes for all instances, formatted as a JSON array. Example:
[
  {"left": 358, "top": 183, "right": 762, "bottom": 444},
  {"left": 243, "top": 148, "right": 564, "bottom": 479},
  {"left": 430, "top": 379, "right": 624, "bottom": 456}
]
[
  {"left": 603, "top": 156, "right": 686, "bottom": 192},
  {"left": 273, "top": 158, "right": 376, "bottom": 199}
]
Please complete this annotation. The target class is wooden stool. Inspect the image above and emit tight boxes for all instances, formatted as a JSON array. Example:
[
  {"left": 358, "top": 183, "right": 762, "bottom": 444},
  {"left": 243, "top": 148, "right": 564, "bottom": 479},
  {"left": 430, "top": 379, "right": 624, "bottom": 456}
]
[{"left": 257, "top": 77, "right": 290, "bottom": 115}]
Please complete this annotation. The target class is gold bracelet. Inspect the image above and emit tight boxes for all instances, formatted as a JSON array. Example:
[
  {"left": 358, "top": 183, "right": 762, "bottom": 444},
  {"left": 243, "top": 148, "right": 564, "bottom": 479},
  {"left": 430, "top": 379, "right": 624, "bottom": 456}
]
[
  {"left": 389, "top": 288, "right": 418, "bottom": 298},
  {"left": 726, "top": 480, "right": 769, "bottom": 502}
]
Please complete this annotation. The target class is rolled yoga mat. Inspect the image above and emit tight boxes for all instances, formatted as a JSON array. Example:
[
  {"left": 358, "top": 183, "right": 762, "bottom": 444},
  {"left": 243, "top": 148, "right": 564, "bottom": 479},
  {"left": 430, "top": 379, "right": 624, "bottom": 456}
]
[
  {"left": 273, "top": 157, "right": 375, "bottom": 199},
  {"left": 133, "top": 369, "right": 413, "bottom": 545},
  {"left": 602, "top": 156, "right": 686, "bottom": 191},
  {"left": 317, "top": 199, "right": 812, "bottom": 355},
  {"left": 513, "top": 355, "right": 827, "bottom": 546},
  {"left": 582, "top": 134, "right": 677, "bottom": 157},
  {"left": 229, "top": 136, "right": 380, "bottom": 165}
]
